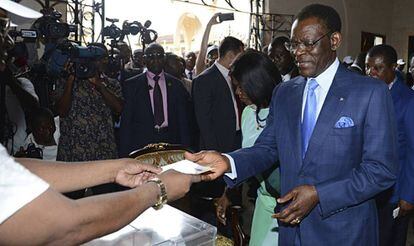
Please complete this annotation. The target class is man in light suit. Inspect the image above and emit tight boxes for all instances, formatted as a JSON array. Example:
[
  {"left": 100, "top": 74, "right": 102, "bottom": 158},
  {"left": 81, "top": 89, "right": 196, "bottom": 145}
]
[
  {"left": 120, "top": 43, "right": 192, "bottom": 157},
  {"left": 186, "top": 4, "right": 399, "bottom": 245},
  {"left": 366, "top": 44, "right": 414, "bottom": 246}
]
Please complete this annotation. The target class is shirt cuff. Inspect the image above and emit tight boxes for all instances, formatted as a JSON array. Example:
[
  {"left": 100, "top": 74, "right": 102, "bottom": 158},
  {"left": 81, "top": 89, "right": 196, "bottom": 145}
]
[{"left": 223, "top": 153, "right": 237, "bottom": 180}]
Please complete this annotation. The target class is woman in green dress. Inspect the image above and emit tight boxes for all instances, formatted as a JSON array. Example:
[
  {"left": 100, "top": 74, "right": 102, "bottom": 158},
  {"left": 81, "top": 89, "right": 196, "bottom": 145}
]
[{"left": 216, "top": 50, "right": 282, "bottom": 245}]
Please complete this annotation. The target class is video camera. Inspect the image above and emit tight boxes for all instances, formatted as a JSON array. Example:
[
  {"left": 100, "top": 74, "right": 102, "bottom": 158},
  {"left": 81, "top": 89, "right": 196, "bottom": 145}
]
[
  {"left": 46, "top": 42, "right": 107, "bottom": 79},
  {"left": 102, "top": 18, "right": 158, "bottom": 45},
  {"left": 33, "top": 10, "right": 77, "bottom": 40}
]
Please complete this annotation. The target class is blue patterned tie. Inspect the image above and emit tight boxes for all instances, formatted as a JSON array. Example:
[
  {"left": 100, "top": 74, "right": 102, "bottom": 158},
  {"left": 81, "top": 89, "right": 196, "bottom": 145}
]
[{"left": 302, "top": 78, "right": 319, "bottom": 158}]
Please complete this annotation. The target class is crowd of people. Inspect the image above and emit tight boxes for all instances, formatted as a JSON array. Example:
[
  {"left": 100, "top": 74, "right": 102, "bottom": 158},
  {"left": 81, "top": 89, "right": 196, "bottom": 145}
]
[{"left": 1, "top": 1, "right": 414, "bottom": 245}]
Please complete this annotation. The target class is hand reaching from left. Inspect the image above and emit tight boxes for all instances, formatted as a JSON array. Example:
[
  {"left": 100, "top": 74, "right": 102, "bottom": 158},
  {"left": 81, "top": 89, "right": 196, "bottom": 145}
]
[
  {"left": 272, "top": 185, "right": 319, "bottom": 225},
  {"left": 115, "top": 158, "right": 161, "bottom": 188}
]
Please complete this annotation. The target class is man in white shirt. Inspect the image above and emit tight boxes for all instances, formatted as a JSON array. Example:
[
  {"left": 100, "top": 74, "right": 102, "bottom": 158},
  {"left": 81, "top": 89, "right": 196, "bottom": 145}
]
[
  {"left": 187, "top": 4, "right": 398, "bottom": 245},
  {"left": 22, "top": 107, "right": 60, "bottom": 161}
]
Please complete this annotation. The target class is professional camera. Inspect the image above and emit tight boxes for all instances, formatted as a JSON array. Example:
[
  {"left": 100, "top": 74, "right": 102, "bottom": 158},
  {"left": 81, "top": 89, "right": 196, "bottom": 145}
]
[
  {"left": 14, "top": 143, "right": 43, "bottom": 159},
  {"left": 32, "top": 10, "right": 76, "bottom": 39},
  {"left": 46, "top": 42, "right": 107, "bottom": 79},
  {"left": 102, "top": 18, "right": 157, "bottom": 45},
  {"left": 8, "top": 29, "right": 38, "bottom": 40},
  {"left": 102, "top": 18, "right": 122, "bottom": 40}
]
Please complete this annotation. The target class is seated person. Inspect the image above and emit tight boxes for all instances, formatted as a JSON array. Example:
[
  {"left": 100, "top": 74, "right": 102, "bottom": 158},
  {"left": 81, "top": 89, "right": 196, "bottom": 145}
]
[{"left": 22, "top": 107, "right": 60, "bottom": 161}]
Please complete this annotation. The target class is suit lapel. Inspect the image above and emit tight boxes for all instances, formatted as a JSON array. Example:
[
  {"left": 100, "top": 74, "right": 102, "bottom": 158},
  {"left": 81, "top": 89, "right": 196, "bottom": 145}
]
[
  {"left": 286, "top": 77, "right": 306, "bottom": 168},
  {"left": 135, "top": 74, "right": 154, "bottom": 125},
  {"left": 302, "top": 66, "right": 352, "bottom": 166}
]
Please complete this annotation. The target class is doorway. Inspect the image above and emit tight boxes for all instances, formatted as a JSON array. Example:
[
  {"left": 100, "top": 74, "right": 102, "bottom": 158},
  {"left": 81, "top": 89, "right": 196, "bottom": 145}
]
[{"left": 361, "top": 31, "right": 386, "bottom": 52}]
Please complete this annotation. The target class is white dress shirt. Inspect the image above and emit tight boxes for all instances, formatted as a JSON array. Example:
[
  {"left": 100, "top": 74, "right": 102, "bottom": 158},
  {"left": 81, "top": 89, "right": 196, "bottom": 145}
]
[
  {"left": 225, "top": 58, "right": 340, "bottom": 179},
  {"left": 301, "top": 58, "right": 340, "bottom": 122}
]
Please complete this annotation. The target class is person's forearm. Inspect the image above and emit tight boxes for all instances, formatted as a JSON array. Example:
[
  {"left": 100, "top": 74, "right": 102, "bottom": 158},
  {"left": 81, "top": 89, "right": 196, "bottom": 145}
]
[
  {"left": 71, "top": 183, "right": 159, "bottom": 244},
  {"left": 16, "top": 158, "right": 120, "bottom": 192},
  {"left": 195, "top": 21, "right": 214, "bottom": 75},
  {"left": 0, "top": 184, "right": 159, "bottom": 245},
  {"left": 97, "top": 85, "right": 124, "bottom": 115},
  {"left": 7, "top": 79, "right": 39, "bottom": 112},
  {"left": 55, "top": 77, "right": 74, "bottom": 117}
]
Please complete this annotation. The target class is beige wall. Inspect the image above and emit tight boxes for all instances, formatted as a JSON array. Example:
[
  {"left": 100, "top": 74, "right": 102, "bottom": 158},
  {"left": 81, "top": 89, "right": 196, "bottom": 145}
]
[
  {"left": 267, "top": 0, "right": 414, "bottom": 64},
  {"left": 389, "top": 0, "right": 414, "bottom": 66}
]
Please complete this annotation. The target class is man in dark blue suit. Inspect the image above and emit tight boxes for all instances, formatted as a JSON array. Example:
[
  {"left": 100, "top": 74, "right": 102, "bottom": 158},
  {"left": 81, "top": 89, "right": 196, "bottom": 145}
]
[
  {"left": 186, "top": 4, "right": 399, "bottom": 245},
  {"left": 120, "top": 43, "right": 192, "bottom": 157},
  {"left": 366, "top": 44, "right": 414, "bottom": 246}
]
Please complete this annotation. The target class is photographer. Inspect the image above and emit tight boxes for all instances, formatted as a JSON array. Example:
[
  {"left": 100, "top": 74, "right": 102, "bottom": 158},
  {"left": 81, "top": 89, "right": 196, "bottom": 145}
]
[
  {"left": 1, "top": 46, "right": 40, "bottom": 155},
  {"left": 54, "top": 42, "right": 123, "bottom": 197}
]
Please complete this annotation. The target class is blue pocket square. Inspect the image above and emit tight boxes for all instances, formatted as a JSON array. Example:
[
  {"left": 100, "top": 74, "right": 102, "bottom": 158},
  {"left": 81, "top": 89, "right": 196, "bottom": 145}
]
[{"left": 335, "top": 116, "right": 354, "bottom": 128}]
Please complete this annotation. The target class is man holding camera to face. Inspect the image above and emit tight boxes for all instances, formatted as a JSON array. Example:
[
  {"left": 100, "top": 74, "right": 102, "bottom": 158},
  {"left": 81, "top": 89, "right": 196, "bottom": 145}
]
[{"left": 53, "top": 42, "right": 124, "bottom": 197}]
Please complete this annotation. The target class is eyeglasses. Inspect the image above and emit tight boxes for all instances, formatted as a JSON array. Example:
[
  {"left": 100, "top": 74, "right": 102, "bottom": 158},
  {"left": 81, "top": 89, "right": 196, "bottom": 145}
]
[
  {"left": 284, "top": 31, "right": 332, "bottom": 52},
  {"left": 143, "top": 52, "right": 165, "bottom": 59}
]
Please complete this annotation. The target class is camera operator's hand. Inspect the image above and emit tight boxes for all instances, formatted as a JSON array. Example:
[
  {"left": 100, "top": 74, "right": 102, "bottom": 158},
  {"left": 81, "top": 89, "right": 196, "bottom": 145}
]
[
  {"left": 88, "top": 74, "right": 105, "bottom": 89},
  {"left": 63, "top": 61, "right": 75, "bottom": 76},
  {"left": 14, "top": 147, "right": 28, "bottom": 158}
]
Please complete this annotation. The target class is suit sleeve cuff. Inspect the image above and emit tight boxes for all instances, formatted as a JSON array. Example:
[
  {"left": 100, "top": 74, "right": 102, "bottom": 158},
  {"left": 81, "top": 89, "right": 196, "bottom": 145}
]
[{"left": 223, "top": 153, "right": 237, "bottom": 180}]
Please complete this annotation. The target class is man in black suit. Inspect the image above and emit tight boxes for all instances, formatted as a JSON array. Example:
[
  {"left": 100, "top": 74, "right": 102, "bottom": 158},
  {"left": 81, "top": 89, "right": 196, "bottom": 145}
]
[
  {"left": 120, "top": 43, "right": 192, "bottom": 157},
  {"left": 192, "top": 36, "right": 244, "bottom": 153},
  {"left": 191, "top": 36, "right": 244, "bottom": 228}
]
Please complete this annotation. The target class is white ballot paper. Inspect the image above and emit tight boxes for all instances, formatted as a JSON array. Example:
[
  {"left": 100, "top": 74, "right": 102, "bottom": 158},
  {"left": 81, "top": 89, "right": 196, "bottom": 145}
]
[
  {"left": 393, "top": 207, "right": 400, "bottom": 219},
  {"left": 161, "top": 160, "right": 212, "bottom": 174}
]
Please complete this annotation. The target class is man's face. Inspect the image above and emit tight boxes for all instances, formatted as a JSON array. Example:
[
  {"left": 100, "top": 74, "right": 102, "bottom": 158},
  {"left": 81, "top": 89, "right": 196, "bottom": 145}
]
[
  {"left": 185, "top": 52, "right": 196, "bottom": 70},
  {"left": 365, "top": 55, "right": 396, "bottom": 84},
  {"left": 289, "top": 17, "right": 339, "bottom": 78},
  {"left": 206, "top": 50, "right": 218, "bottom": 67},
  {"left": 133, "top": 51, "right": 144, "bottom": 68},
  {"left": 268, "top": 43, "right": 294, "bottom": 75},
  {"left": 144, "top": 45, "right": 165, "bottom": 74}
]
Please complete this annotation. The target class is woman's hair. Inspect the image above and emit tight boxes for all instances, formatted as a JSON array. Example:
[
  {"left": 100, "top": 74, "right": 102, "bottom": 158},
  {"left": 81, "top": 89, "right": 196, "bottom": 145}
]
[
  {"left": 230, "top": 50, "right": 282, "bottom": 125},
  {"left": 231, "top": 50, "right": 281, "bottom": 107}
]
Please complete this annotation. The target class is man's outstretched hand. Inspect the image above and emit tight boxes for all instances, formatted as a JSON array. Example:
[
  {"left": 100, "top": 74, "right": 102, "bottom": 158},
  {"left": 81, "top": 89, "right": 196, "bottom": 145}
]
[
  {"left": 272, "top": 185, "right": 319, "bottom": 225},
  {"left": 184, "top": 151, "right": 230, "bottom": 181}
]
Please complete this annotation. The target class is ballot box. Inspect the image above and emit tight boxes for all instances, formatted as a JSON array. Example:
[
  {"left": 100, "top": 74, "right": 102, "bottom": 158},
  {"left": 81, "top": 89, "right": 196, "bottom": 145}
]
[{"left": 84, "top": 205, "right": 217, "bottom": 246}]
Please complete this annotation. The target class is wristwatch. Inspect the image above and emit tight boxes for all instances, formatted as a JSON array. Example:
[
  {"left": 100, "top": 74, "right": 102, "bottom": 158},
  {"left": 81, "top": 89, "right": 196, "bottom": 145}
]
[{"left": 147, "top": 177, "right": 167, "bottom": 210}]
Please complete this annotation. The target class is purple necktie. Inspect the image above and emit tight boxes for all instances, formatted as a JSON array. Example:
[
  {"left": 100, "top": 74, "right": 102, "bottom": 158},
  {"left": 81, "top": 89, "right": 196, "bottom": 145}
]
[{"left": 153, "top": 75, "right": 164, "bottom": 126}]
